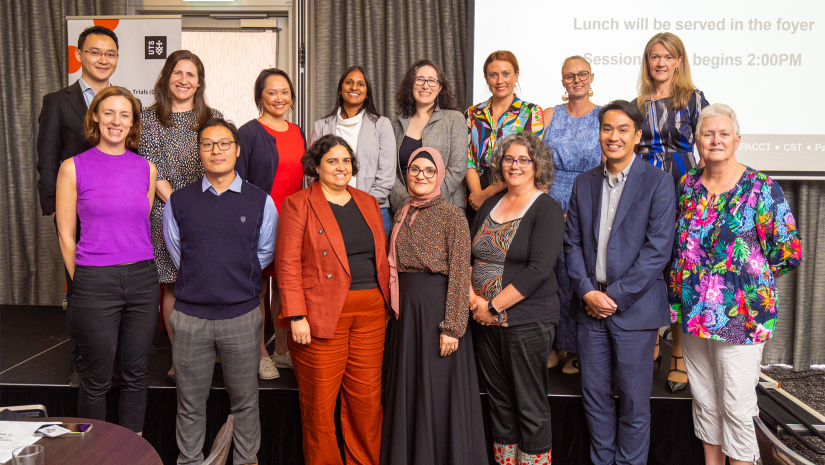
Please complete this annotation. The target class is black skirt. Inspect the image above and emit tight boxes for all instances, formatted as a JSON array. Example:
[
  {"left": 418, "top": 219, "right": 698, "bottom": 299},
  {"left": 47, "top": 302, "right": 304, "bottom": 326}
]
[{"left": 380, "top": 272, "right": 487, "bottom": 465}]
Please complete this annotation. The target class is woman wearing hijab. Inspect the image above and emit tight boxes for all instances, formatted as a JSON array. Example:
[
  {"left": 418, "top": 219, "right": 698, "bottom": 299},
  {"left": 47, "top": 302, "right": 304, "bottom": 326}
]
[{"left": 380, "top": 147, "right": 486, "bottom": 464}]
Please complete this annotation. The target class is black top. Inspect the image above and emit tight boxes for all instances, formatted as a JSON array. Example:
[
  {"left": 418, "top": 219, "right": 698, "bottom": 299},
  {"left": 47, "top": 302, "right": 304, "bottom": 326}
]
[
  {"left": 398, "top": 135, "right": 423, "bottom": 179},
  {"left": 470, "top": 191, "right": 566, "bottom": 325},
  {"left": 329, "top": 198, "right": 378, "bottom": 291}
]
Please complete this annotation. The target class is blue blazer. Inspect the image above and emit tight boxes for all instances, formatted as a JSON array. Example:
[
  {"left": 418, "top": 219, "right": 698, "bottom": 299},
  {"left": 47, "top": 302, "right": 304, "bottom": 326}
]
[{"left": 564, "top": 157, "right": 675, "bottom": 331}]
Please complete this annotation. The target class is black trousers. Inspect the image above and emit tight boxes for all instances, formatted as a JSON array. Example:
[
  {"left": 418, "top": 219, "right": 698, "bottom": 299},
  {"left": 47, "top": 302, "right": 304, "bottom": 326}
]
[
  {"left": 475, "top": 320, "right": 555, "bottom": 454},
  {"left": 69, "top": 260, "right": 159, "bottom": 432}
]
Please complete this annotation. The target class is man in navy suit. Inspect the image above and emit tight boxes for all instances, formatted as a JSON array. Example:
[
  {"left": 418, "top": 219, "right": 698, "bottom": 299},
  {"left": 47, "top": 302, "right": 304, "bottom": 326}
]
[
  {"left": 564, "top": 100, "right": 676, "bottom": 465},
  {"left": 36, "top": 25, "right": 119, "bottom": 387}
]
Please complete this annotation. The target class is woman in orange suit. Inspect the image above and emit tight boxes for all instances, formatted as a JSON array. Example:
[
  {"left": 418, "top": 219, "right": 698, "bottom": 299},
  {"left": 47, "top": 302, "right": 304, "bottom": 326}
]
[{"left": 275, "top": 134, "right": 390, "bottom": 465}]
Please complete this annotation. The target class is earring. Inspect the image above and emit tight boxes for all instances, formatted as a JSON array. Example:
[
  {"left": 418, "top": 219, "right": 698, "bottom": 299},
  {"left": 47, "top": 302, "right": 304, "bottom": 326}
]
[
  {"left": 675, "top": 67, "right": 678, "bottom": 72},
  {"left": 588, "top": 88, "right": 594, "bottom": 97},
  {"left": 562, "top": 92, "right": 569, "bottom": 102}
]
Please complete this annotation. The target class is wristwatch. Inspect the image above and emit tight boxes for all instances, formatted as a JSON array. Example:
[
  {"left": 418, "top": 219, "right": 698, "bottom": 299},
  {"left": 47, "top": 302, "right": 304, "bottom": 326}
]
[
  {"left": 487, "top": 300, "right": 500, "bottom": 316},
  {"left": 290, "top": 315, "right": 306, "bottom": 322}
]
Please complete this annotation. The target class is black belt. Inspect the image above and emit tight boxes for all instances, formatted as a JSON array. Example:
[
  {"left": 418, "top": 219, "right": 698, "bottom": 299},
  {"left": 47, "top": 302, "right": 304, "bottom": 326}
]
[{"left": 598, "top": 282, "right": 608, "bottom": 292}]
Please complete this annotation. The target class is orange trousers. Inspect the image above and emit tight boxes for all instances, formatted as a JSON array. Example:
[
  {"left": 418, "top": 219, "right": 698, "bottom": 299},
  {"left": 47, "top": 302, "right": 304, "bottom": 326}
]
[{"left": 289, "top": 287, "right": 386, "bottom": 465}]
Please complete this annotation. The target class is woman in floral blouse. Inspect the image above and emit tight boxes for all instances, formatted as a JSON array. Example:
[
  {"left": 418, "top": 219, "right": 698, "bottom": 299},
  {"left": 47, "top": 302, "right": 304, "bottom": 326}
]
[{"left": 668, "top": 103, "right": 801, "bottom": 465}]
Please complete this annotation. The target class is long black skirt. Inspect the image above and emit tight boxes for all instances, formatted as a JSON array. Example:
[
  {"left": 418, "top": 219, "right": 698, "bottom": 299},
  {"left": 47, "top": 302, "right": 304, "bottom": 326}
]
[{"left": 380, "top": 272, "right": 487, "bottom": 465}]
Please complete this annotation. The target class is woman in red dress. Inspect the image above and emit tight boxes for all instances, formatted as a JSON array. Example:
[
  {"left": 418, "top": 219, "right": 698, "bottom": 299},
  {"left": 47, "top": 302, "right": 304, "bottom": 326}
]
[{"left": 238, "top": 68, "right": 306, "bottom": 379}]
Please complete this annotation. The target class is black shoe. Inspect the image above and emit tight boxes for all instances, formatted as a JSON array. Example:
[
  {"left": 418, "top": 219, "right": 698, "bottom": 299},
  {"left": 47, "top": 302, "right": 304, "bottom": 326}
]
[
  {"left": 68, "top": 358, "right": 81, "bottom": 388},
  {"left": 667, "top": 355, "right": 688, "bottom": 392},
  {"left": 654, "top": 352, "right": 663, "bottom": 372},
  {"left": 165, "top": 370, "right": 176, "bottom": 385},
  {"left": 69, "top": 370, "right": 81, "bottom": 388}
]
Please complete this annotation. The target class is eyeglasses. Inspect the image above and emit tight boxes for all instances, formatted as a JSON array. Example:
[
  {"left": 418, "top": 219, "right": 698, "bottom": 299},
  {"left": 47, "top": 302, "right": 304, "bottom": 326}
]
[
  {"left": 562, "top": 71, "right": 590, "bottom": 83},
  {"left": 409, "top": 166, "right": 438, "bottom": 178},
  {"left": 81, "top": 49, "right": 118, "bottom": 60},
  {"left": 199, "top": 140, "right": 236, "bottom": 151},
  {"left": 414, "top": 77, "right": 440, "bottom": 87},
  {"left": 502, "top": 156, "right": 533, "bottom": 168}
]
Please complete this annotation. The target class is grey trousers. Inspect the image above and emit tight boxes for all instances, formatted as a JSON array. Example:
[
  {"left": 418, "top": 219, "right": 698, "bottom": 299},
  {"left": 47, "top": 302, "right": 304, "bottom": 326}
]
[{"left": 170, "top": 308, "right": 262, "bottom": 465}]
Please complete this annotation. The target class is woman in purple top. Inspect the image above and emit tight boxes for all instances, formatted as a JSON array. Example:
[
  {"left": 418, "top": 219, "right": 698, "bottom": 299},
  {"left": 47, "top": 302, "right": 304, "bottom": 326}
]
[{"left": 55, "top": 86, "right": 160, "bottom": 434}]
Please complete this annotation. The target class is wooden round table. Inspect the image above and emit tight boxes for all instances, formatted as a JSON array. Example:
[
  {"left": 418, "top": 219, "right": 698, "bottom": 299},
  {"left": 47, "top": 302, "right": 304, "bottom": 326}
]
[{"left": 25, "top": 417, "right": 162, "bottom": 465}]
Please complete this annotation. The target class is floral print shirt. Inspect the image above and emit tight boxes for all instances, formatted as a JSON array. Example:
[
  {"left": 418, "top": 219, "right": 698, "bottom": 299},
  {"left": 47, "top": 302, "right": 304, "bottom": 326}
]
[
  {"left": 465, "top": 95, "right": 543, "bottom": 173},
  {"left": 668, "top": 167, "right": 801, "bottom": 344}
]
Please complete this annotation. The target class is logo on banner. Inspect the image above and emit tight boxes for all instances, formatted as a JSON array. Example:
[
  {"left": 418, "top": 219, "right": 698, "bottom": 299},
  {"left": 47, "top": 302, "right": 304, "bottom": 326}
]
[{"left": 145, "top": 36, "right": 167, "bottom": 59}]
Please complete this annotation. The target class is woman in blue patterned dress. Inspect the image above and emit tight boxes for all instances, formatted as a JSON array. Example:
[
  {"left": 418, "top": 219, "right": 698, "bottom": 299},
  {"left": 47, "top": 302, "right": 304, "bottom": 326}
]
[
  {"left": 633, "top": 32, "right": 709, "bottom": 392},
  {"left": 542, "top": 55, "right": 603, "bottom": 373}
]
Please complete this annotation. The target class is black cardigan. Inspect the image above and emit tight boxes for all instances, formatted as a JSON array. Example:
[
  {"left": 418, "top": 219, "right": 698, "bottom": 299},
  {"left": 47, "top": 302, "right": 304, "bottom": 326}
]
[
  {"left": 470, "top": 191, "right": 565, "bottom": 326},
  {"left": 237, "top": 120, "right": 307, "bottom": 195}
]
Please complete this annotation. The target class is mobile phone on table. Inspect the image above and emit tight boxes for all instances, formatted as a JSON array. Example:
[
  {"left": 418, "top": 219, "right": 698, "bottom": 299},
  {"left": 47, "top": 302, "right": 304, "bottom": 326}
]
[{"left": 35, "top": 423, "right": 93, "bottom": 437}]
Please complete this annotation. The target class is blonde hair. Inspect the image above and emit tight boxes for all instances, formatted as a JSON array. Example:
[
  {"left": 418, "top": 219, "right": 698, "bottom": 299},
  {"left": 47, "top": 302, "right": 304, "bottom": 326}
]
[
  {"left": 562, "top": 55, "right": 591, "bottom": 72},
  {"left": 636, "top": 33, "right": 697, "bottom": 113}
]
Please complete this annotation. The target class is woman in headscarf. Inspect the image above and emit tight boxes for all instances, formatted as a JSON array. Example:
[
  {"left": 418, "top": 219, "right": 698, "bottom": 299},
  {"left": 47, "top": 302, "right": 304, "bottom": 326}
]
[{"left": 380, "top": 147, "right": 486, "bottom": 464}]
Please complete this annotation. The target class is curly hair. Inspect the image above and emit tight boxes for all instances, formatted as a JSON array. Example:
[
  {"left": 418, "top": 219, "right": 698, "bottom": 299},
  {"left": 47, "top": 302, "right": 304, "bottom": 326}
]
[
  {"left": 395, "top": 59, "right": 460, "bottom": 118},
  {"left": 301, "top": 134, "right": 359, "bottom": 178},
  {"left": 489, "top": 133, "right": 555, "bottom": 190}
]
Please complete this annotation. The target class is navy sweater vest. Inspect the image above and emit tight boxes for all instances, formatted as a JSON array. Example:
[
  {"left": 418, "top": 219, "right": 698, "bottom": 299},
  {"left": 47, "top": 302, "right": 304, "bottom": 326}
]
[{"left": 171, "top": 179, "right": 267, "bottom": 320}]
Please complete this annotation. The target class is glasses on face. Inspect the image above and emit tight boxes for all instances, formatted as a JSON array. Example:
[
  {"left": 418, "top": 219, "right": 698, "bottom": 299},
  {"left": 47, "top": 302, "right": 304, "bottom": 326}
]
[
  {"left": 82, "top": 49, "right": 118, "bottom": 60},
  {"left": 409, "top": 166, "right": 438, "bottom": 178},
  {"left": 199, "top": 140, "right": 236, "bottom": 152},
  {"left": 562, "top": 71, "right": 590, "bottom": 83},
  {"left": 502, "top": 156, "right": 533, "bottom": 168},
  {"left": 414, "top": 77, "right": 440, "bottom": 87}
]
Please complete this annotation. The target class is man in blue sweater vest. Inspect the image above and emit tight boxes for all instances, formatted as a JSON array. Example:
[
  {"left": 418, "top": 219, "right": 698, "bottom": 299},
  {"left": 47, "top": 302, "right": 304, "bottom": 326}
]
[{"left": 163, "top": 118, "right": 277, "bottom": 465}]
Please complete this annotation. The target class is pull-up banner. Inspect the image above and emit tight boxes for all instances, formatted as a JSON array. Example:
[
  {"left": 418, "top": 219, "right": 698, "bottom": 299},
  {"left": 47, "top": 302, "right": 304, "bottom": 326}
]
[{"left": 67, "top": 16, "right": 182, "bottom": 107}]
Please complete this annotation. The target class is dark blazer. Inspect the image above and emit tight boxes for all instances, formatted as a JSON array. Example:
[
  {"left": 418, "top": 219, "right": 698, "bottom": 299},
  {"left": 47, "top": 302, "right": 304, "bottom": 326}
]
[
  {"left": 564, "top": 158, "right": 676, "bottom": 330},
  {"left": 236, "top": 120, "right": 307, "bottom": 195},
  {"left": 470, "top": 191, "right": 565, "bottom": 325},
  {"left": 36, "top": 81, "right": 93, "bottom": 215},
  {"left": 275, "top": 181, "right": 390, "bottom": 339}
]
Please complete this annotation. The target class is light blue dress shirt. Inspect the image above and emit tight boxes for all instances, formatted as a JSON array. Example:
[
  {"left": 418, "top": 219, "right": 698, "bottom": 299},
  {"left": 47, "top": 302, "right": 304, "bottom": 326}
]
[
  {"left": 77, "top": 77, "right": 98, "bottom": 108},
  {"left": 162, "top": 172, "right": 278, "bottom": 270}
]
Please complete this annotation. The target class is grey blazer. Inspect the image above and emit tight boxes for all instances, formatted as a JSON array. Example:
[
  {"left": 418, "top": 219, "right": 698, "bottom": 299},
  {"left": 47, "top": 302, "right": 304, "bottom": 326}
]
[
  {"left": 389, "top": 108, "right": 467, "bottom": 210},
  {"left": 309, "top": 113, "right": 396, "bottom": 208}
]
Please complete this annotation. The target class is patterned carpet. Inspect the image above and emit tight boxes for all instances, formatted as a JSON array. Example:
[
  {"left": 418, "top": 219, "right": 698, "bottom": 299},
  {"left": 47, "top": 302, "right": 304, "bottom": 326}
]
[{"left": 761, "top": 365, "right": 825, "bottom": 464}]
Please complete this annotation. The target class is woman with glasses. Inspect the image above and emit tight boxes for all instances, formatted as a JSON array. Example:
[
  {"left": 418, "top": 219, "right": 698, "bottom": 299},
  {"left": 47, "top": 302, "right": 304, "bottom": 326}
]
[
  {"left": 310, "top": 65, "right": 396, "bottom": 235},
  {"left": 138, "top": 50, "right": 221, "bottom": 385},
  {"left": 389, "top": 59, "right": 467, "bottom": 211},
  {"left": 381, "top": 147, "right": 486, "bottom": 464},
  {"left": 469, "top": 133, "right": 564, "bottom": 465},
  {"left": 633, "top": 32, "right": 709, "bottom": 392},
  {"left": 237, "top": 68, "right": 307, "bottom": 380},
  {"left": 276, "top": 135, "right": 389, "bottom": 465},
  {"left": 542, "top": 55, "right": 604, "bottom": 375},
  {"left": 466, "top": 51, "right": 544, "bottom": 225}
]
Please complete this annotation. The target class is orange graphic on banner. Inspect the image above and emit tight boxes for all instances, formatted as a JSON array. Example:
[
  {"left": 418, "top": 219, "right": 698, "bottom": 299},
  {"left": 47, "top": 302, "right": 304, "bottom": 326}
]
[
  {"left": 93, "top": 19, "right": 120, "bottom": 30},
  {"left": 68, "top": 46, "right": 81, "bottom": 73}
]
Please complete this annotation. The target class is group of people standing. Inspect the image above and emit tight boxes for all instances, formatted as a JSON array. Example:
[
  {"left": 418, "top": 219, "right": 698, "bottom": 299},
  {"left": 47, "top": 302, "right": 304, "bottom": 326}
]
[{"left": 36, "top": 24, "right": 801, "bottom": 465}]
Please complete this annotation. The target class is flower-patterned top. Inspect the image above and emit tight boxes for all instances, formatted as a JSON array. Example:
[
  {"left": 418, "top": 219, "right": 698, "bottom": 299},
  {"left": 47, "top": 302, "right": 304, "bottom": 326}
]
[
  {"left": 465, "top": 95, "right": 544, "bottom": 173},
  {"left": 668, "top": 167, "right": 801, "bottom": 344}
]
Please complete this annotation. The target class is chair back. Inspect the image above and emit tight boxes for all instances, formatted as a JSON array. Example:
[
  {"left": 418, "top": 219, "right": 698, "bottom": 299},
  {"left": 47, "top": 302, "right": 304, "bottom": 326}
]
[
  {"left": 203, "top": 415, "right": 234, "bottom": 465},
  {"left": 754, "top": 416, "right": 816, "bottom": 465},
  {"left": 0, "top": 405, "right": 48, "bottom": 419}
]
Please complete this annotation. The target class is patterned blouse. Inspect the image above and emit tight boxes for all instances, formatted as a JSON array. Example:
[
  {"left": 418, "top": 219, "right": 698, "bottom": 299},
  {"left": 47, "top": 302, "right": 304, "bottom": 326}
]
[
  {"left": 634, "top": 90, "right": 709, "bottom": 187},
  {"left": 471, "top": 192, "right": 541, "bottom": 326},
  {"left": 466, "top": 95, "right": 544, "bottom": 173},
  {"left": 668, "top": 167, "right": 802, "bottom": 344},
  {"left": 394, "top": 195, "right": 472, "bottom": 338}
]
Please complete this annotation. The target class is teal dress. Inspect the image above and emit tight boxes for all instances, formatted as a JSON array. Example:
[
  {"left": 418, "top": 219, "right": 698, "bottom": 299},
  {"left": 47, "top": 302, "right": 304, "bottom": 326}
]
[{"left": 543, "top": 104, "right": 602, "bottom": 353}]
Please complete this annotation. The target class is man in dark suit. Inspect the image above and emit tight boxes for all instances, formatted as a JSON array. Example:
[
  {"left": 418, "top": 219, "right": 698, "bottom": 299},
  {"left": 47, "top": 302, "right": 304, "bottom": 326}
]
[
  {"left": 36, "top": 25, "right": 119, "bottom": 386},
  {"left": 564, "top": 100, "right": 676, "bottom": 465}
]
